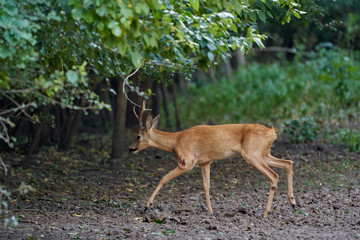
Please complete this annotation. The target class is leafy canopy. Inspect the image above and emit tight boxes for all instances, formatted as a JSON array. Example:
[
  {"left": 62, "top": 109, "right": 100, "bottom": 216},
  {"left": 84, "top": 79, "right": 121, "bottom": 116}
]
[{"left": 69, "top": 0, "right": 304, "bottom": 69}]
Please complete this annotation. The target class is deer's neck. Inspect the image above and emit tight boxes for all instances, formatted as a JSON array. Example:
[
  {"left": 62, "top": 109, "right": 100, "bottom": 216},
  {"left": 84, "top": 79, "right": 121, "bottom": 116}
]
[{"left": 149, "top": 129, "right": 178, "bottom": 153}]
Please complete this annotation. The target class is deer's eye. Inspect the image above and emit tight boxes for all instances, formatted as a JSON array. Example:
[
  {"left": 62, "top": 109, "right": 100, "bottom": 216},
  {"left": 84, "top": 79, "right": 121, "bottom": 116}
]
[{"left": 137, "top": 136, "right": 141, "bottom": 140}]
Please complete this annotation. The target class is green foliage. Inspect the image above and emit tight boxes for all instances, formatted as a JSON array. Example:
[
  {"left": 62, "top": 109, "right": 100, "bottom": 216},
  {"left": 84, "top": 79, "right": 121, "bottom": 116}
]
[
  {"left": 0, "top": 0, "right": 112, "bottom": 147},
  {"left": 283, "top": 117, "right": 319, "bottom": 143},
  {"left": 325, "top": 129, "right": 360, "bottom": 152},
  {"left": 177, "top": 48, "right": 360, "bottom": 127},
  {"left": 0, "top": 0, "right": 304, "bottom": 148},
  {"left": 68, "top": 0, "right": 303, "bottom": 69}
]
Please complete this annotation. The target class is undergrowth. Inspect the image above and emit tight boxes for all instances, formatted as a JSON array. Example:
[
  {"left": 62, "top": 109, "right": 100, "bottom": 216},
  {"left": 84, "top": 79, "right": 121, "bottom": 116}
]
[
  {"left": 325, "top": 129, "right": 360, "bottom": 152},
  {"left": 176, "top": 48, "right": 360, "bottom": 127}
]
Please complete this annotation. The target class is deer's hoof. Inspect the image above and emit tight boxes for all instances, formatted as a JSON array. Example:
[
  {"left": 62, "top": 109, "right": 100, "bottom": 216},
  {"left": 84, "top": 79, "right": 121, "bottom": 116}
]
[{"left": 144, "top": 203, "right": 152, "bottom": 212}]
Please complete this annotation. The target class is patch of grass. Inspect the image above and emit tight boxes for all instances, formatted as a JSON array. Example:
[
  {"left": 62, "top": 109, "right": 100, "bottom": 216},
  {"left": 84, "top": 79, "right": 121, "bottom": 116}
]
[
  {"left": 305, "top": 179, "right": 318, "bottom": 188},
  {"left": 323, "top": 174, "right": 349, "bottom": 191},
  {"left": 151, "top": 230, "right": 176, "bottom": 235},
  {"left": 152, "top": 219, "right": 166, "bottom": 224},
  {"left": 325, "top": 129, "right": 360, "bottom": 152},
  {"left": 294, "top": 209, "right": 309, "bottom": 216}
]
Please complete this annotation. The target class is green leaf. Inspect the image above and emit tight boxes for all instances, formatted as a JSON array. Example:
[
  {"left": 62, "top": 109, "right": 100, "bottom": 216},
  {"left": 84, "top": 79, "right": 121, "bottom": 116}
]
[
  {"left": 71, "top": 8, "right": 83, "bottom": 19},
  {"left": 189, "top": 0, "right": 199, "bottom": 11},
  {"left": 121, "top": 7, "right": 133, "bottom": 22},
  {"left": 131, "top": 50, "right": 142, "bottom": 67},
  {"left": 207, "top": 52, "right": 215, "bottom": 62},
  {"left": 112, "top": 26, "right": 122, "bottom": 37},
  {"left": 249, "top": 11, "right": 257, "bottom": 22},
  {"left": 107, "top": 21, "right": 122, "bottom": 37},
  {"left": 253, "top": 37, "right": 264, "bottom": 48},
  {"left": 66, "top": 70, "right": 79, "bottom": 85},
  {"left": 47, "top": 10, "right": 61, "bottom": 21},
  {"left": 96, "top": 4, "right": 107, "bottom": 17},
  {"left": 97, "top": 22, "right": 104, "bottom": 31},
  {"left": 258, "top": 11, "right": 266, "bottom": 22},
  {"left": 229, "top": 21, "right": 238, "bottom": 32},
  {"left": 0, "top": 45, "right": 13, "bottom": 59},
  {"left": 207, "top": 43, "right": 217, "bottom": 51},
  {"left": 118, "top": 42, "right": 128, "bottom": 55},
  {"left": 218, "top": 12, "right": 234, "bottom": 19},
  {"left": 83, "top": 11, "right": 94, "bottom": 23},
  {"left": 135, "top": 3, "right": 150, "bottom": 14},
  {"left": 151, "top": 0, "right": 163, "bottom": 9}
]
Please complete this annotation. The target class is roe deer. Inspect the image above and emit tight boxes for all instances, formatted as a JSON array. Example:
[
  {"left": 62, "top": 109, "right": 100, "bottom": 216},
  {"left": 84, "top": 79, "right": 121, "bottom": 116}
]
[{"left": 129, "top": 101, "right": 296, "bottom": 217}]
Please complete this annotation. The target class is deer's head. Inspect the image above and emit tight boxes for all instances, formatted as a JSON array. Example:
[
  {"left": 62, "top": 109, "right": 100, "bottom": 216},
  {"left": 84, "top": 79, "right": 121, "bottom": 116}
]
[{"left": 129, "top": 100, "right": 159, "bottom": 154}]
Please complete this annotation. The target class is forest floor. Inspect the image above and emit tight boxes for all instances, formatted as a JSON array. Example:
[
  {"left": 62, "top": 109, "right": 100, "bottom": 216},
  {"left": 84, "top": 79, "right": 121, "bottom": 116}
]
[{"left": 0, "top": 133, "right": 359, "bottom": 240}]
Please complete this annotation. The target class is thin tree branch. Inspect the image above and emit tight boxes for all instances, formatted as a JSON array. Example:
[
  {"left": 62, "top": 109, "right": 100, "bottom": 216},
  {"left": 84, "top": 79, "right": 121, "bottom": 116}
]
[
  {"left": 1, "top": 93, "right": 38, "bottom": 122},
  {"left": 0, "top": 89, "right": 35, "bottom": 94},
  {"left": 0, "top": 104, "right": 34, "bottom": 116},
  {"left": 254, "top": 47, "right": 297, "bottom": 54},
  {"left": 122, "top": 63, "right": 143, "bottom": 108},
  {"left": 0, "top": 157, "right": 7, "bottom": 176},
  {"left": 0, "top": 119, "right": 11, "bottom": 143}
]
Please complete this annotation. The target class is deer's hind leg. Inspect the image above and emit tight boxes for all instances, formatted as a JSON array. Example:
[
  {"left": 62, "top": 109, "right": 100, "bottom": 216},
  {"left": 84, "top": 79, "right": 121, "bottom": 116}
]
[
  {"left": 241, "top": 152, "right": 279, "bottom": 218},
  {"left": 264, "top": 155, "right": 296, "bottom": 208}
]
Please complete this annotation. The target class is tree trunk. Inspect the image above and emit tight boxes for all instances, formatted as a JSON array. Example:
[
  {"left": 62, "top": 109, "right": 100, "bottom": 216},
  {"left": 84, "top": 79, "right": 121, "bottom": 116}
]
[
  {"left": 174, "top": 72, "right": 187, "bottom": 94},
  {"left": 152, "top": 82, "right": 161, "bottom": 117},
  {"left": 110, "top": 76, "right": 127, "bottom": 166},
  {"left": 27, "top": 105, "right": 50, "bottom": 156},
  {"left": 160, "top": 84, "right": 171, "bottom": 128},
  {"left": 230, "top": 49, "right": 246, "bottom": 71},
  {"left": 172, "top": 83, "right": 181, "bottom": 130},
  {"left": 99, "top": 79, "right": 114, "bottom": 130},
  {"left": 208, "top": 67, "right": 218, "bottom": 85},
  {"left": 58, "top": 72, "right": 99, "bottom": 150},
  {"left": 224, "top": 58, "right": 233, "bottom": 79},
  {"left": 58, "top": 99, "right": 83, "bottom": 150},
  {"left": 27, "top": 122, "right": 44, "bottom": 156}
]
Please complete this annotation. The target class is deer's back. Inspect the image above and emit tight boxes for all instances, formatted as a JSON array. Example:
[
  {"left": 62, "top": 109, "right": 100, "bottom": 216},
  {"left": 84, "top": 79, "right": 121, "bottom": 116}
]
[{"left": 175, "top": 124, "right": 276, "bottom": 164}]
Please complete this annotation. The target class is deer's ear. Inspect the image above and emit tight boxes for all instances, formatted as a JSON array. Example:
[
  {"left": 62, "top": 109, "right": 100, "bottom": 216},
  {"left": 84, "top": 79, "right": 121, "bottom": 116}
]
[
  {"left": 145, "top": 115, "right": 160, "bottom": 130},
  {"left": 152, "top": 115, "right": 160, "bottom": 129},
  {"left": 145, "top": 115, "right": 153, "bottom": 131}
]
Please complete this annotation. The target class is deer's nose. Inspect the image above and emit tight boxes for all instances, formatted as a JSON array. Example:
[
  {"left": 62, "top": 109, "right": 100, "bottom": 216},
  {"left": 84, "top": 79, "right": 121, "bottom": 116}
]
[{"left": 129, "top": 148, "right": 137, "bottom": 153}]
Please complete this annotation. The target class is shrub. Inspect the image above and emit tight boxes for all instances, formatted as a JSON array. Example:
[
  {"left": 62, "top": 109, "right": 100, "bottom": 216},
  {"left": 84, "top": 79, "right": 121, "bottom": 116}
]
[{"left": 283, "top": 117, "right": 319, "bottom": 143}]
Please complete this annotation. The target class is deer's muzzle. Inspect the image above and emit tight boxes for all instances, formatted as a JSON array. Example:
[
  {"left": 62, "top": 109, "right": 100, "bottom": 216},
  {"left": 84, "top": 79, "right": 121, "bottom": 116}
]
[{"left": 129, "top": 147, "right": 137, "bottom": 153}]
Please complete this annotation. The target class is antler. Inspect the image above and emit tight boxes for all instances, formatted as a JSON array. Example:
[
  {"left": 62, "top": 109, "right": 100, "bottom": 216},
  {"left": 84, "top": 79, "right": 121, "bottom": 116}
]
[{"left": 133, "top": 100, "right": 151, "bottom": 129}]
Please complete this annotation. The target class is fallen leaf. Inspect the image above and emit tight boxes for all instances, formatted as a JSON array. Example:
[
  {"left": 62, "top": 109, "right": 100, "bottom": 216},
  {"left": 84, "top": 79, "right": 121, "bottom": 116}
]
[{"left": 134, "top": 217, "right": 144, "bottom": 222}]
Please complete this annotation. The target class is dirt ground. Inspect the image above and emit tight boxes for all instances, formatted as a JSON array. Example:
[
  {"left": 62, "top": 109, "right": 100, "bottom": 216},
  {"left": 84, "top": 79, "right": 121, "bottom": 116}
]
[{"left": 0, "top": 135, "right": 359, "bottom": 239}]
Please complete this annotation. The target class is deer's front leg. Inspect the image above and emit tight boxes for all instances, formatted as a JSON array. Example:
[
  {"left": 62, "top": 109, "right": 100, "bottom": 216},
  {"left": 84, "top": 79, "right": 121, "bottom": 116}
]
[
  {"left": 146, "top": 166, "right": 187, "bottom": 207},
  {"left": 201, "top": 163, "right": 213, "bottom": 214}
]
